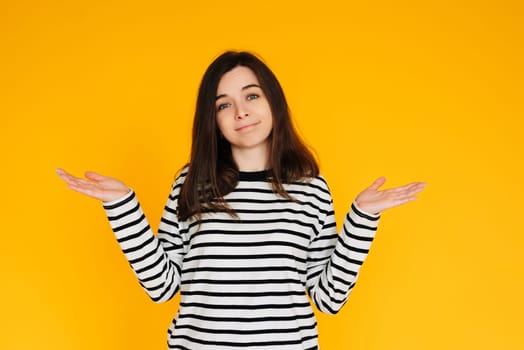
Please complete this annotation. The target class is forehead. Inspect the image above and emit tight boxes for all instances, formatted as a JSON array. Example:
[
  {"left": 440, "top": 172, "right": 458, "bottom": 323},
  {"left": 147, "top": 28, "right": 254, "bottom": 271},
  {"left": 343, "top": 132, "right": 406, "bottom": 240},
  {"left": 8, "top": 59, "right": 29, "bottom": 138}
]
[{"left": 217, "top": 66, "right": 260, "bottom": 94}]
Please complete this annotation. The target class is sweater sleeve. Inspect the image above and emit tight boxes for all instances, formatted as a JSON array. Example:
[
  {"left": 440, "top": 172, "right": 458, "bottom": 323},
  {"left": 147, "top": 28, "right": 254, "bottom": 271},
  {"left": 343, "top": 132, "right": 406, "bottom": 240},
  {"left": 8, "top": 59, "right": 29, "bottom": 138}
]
[
  {"left": 306, "top": 192, "right": 380, "bottom": 314},
  {"left": 102, "top": 177, "right": 186, "bottom": 303}
]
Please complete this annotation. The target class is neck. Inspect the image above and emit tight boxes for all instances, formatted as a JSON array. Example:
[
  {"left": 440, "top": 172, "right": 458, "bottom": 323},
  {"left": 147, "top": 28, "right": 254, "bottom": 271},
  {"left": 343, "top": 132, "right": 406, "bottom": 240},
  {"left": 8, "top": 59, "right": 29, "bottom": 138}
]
[{"left": 231, "top": 144, "right": 269, "bottom": 172}]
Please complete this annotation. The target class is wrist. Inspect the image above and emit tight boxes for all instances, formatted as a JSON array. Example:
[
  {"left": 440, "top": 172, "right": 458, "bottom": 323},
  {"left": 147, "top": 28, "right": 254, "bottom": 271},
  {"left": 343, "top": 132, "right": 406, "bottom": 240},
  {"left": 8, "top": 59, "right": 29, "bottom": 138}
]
[
  {"left": 103, "top": 188, "right": 133, "bottom": 205},
  {"left": 354, "top": 200, "right": 381, "bottom": 217}
]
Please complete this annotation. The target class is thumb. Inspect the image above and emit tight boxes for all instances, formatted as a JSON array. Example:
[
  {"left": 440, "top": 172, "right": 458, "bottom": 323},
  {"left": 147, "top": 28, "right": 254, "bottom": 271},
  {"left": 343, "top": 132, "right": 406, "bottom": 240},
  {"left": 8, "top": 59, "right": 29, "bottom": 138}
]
[
  {"left": 84, "top": 171, "right": 107, "bottom": 181},
  {"left": 368, "top": 176, "right": 386, "bottom": 191}
]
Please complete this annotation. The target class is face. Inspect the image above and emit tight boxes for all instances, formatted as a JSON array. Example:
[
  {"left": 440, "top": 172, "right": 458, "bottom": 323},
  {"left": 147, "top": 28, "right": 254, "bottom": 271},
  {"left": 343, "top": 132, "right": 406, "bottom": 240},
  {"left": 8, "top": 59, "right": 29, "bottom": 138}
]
[{"left": 215, "top": 66, "right": 273, "bottom": 161}]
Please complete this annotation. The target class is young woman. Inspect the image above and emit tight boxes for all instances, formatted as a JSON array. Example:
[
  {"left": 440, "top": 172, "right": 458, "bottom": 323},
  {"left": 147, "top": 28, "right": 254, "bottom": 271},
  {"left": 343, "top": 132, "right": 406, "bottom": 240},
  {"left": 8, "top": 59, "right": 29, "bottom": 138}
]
[{"left": 57, "top": 51, "right": 425, "bottom": 349}]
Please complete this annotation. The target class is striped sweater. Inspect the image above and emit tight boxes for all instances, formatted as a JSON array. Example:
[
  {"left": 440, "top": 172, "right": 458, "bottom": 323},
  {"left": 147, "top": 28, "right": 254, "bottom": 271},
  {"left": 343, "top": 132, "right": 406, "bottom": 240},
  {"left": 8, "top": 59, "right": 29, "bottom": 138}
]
[{"left": 103, "top": 169, "right": 380, "bottom": 349}]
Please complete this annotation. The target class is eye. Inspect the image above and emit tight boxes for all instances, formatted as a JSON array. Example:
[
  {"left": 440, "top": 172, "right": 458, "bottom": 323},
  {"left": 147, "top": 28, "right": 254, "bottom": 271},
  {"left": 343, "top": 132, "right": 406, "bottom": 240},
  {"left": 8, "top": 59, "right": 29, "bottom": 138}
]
[
  {"left": 216, "top": 103, "right": 231, "bottom": 111},
  {"left": 247, "top": 94, "right": 259, "bottom": 101}
]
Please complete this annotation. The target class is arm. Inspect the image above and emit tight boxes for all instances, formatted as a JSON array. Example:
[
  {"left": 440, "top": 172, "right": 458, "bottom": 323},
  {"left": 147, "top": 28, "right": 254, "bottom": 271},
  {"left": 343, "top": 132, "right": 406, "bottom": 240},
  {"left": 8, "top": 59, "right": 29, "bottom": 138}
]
[
  {"left": 56, "top": 168, "right": 186, "bottom": 303},
  {"left": 103, "top": 179, "right": 185, "bottom": 303},
  {"left": 306, "top": 199, "right": 379, "bottom": 314},
  {"left": 306, "top": 177, "right": 425, "bottom": 314}
]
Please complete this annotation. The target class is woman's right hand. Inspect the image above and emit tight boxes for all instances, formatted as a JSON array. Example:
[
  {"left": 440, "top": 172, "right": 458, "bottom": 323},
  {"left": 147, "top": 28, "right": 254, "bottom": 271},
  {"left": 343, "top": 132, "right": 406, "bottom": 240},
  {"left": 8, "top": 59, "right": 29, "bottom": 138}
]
[{"left": 56, "top": 168, "right": 131, "bottom": 203}]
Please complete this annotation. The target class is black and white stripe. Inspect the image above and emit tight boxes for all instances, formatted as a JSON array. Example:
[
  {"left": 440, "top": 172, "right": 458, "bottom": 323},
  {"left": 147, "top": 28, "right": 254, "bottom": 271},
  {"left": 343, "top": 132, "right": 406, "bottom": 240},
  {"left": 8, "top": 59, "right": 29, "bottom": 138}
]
[{"left": 103, "top": 169, "right": 379, "bottom": 349}]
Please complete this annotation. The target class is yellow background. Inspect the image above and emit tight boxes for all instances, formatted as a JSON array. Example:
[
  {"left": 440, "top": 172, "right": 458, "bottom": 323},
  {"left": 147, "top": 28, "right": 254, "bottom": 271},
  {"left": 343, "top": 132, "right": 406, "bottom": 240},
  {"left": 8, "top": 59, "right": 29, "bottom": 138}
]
[{"left": 2, "top": 0, "right": 523, "bottom": 349}]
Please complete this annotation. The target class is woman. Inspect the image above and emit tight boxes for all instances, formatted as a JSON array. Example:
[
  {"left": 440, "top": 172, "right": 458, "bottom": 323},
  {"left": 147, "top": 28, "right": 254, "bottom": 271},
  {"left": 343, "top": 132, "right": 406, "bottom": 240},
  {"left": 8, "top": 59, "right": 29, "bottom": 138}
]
[{"left": 57, "top": 51, "right": 425, "bottom": 349}]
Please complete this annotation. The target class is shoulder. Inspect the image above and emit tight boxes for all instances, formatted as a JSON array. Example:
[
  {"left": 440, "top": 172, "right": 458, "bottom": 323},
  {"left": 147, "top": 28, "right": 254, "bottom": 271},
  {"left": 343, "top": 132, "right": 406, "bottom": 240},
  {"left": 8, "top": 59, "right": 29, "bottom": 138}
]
[
  {"left": 173, "top": 165, "right": 189, "bottom": 185},
  {"left": 168, "top": 165, "right": 189, "bottom": 200},
  {"left": 285, "top": 174, "right": 333, "bottom": 202},
  {"left": 291, "top": 174, "right": 330, "bottom": 191}
]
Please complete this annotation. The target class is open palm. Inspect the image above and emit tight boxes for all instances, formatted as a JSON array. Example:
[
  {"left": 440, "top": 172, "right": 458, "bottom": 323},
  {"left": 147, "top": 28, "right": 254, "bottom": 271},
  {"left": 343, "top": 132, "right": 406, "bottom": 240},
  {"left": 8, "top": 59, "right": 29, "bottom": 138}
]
[
  {"left": 56, "top": 168, "right": 130, "bottom": 203},
  {"left": 356, "top": 177, "right": 426, "bottom": 215}
]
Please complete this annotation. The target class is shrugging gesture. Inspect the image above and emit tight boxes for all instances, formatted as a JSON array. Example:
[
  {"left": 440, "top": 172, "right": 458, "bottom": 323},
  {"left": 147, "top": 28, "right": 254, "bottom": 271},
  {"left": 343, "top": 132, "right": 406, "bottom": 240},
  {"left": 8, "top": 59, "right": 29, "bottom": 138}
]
[
  {"left": 56, "top": 51, "right": 427, "bottom": 350},
  {"left": 56, "top": 168, "right": 426, "bottom": 214}
]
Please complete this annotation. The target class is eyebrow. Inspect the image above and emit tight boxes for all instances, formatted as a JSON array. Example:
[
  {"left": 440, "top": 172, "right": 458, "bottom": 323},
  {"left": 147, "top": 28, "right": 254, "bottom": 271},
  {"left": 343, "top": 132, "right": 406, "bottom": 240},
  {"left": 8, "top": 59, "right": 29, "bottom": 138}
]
[{"left": 216, "top": 84, "right": 261, "bottom": 101}]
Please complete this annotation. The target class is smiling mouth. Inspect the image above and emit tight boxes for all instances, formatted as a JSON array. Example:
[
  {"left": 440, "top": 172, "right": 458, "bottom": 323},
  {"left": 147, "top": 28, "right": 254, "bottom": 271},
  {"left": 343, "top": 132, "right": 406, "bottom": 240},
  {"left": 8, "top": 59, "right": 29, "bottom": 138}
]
[{"left": 235, "top": 121, "right": 261, "bottom": 131}]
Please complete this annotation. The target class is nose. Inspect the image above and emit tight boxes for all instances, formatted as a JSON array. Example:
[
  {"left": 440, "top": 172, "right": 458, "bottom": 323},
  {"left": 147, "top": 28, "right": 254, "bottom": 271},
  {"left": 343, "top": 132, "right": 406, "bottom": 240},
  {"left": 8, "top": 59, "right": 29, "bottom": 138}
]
[
  {"left": 235, "top": 112, "right": 249, "bottom": 120},
  {"left": 235, "top": 104, "right": 249, "bottom": 120},
  {"left": 233, "top": 100, "right": 249, "bottom": 120}
]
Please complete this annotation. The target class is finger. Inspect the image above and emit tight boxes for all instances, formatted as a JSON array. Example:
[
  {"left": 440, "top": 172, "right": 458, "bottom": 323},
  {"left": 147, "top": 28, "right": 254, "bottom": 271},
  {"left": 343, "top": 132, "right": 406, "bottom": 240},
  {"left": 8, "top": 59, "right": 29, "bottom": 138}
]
[
  {"left": 401, "top": 182, "right": 427, "bottom": 196},
  {"left": 390, "top": 182, "right": 426, "bottom": 194},
  {"left": 74, "top": 177, "right": 99, "bottom": 187},
  {"left": 386, "top": 193, "right": 419, "bottom": 207},
  {"left": 63, "top": 172, "right": 90, "bottom": 186},
  {"left": 394, "top": 196, "right": 418, "bottom": 206},
  {"left": 406, "top": 181, "right": 426, "bottom": 188},
  {"left": 368, "top": 176, "right": 386, "bottom": 191},
  {"left": 66, "top": 179, "right": 94, "bottom": 192},
  {"left": 67, "top": 183, "right": 100, "bottom": 198},
  {"left": 56, "top": 168, "right": 83, "bottom": 185},
  {"left": 409, "top": 183, "right": 427, "bottom": 194},
  {"left": 56, "top": 168, "right": 73, "bottom": 180},
  {"left": 395, "top": 190, "right": 419, "bottom": 200},
  {"left": 68, "top": 178, "right": 107, "bottom": 194}
]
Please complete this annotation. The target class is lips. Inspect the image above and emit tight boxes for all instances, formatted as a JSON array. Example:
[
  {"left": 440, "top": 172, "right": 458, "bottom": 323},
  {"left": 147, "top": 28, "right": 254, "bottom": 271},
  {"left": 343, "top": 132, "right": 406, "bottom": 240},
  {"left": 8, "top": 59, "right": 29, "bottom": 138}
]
[{"left": 235, "top": 121, "right": 261, "bottom": 131}]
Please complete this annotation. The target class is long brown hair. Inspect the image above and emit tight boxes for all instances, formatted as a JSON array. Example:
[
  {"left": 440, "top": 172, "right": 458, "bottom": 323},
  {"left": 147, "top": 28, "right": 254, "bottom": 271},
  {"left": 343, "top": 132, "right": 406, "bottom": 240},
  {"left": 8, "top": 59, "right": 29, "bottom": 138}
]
[{"left": 178, "top": 51, "right": 319, "bottom": 221}]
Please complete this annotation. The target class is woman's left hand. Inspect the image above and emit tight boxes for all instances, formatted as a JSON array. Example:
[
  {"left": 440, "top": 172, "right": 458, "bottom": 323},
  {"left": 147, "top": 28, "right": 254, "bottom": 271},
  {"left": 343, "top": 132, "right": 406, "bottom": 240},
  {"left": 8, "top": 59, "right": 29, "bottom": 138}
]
[{"left": 355, "top": 177, "right": 426, "bottom": 215}]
